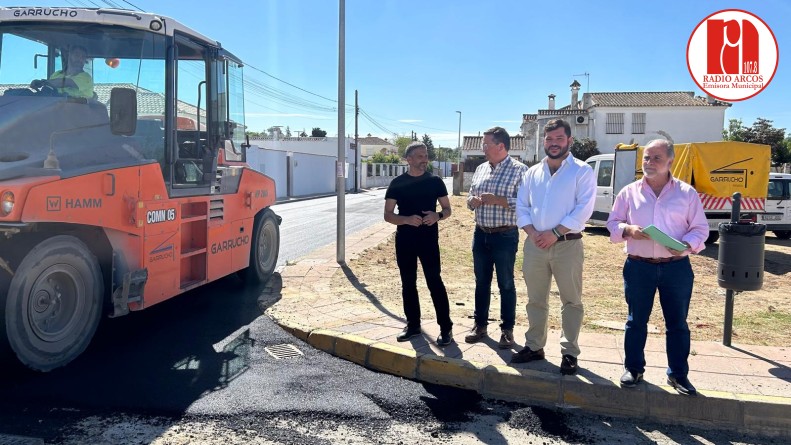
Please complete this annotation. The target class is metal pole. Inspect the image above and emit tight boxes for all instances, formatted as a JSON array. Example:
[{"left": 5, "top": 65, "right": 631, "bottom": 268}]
[
  {"left": 723, "top": 192, "right": 741, "bottom": 346},
  {"left": 723, "top": 289, "right": 734, "bottom": 346},
  {"left": 354, "top": 89, "right": 359, "bottom": 193},
  {"left": 456, "top": 110, "right": 461, "bottom": 156},
  {"left": 336, "top": 0, "right": 345, "bottom": 264}
]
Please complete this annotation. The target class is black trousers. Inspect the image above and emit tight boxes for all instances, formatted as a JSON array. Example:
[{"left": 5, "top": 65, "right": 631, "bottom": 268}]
[{"left": 395, "top": 229, "right": 452, "bottom": 332}]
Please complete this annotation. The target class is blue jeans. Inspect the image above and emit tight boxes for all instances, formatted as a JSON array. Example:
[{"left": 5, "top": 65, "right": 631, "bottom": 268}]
[
  {"left": 623, "top": 257, "right": 694, "bottom": 377},
  {"left": 472, "top": 227, "right": 519, "bottom": 330}
]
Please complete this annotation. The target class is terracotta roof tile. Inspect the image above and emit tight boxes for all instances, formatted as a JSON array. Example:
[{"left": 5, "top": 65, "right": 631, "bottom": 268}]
[
  {"left": 587, "top": 91, "right": 731, "bottom": 107},
  {"left": 463, "top": 135, "right": 526, "bottom": 151},
  {"left": 357, "top": 136, "right": 394, "bottom": 146}
]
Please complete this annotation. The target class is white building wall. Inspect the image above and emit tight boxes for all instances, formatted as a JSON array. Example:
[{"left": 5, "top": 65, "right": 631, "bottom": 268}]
[
  {"left": 250, "top": 137, "right": 345, "bottom": 157},
  {"left": 361, "top": 143, "right": 396, "bottom": 157},
  {"left": 589, "top": 106, "right": 727, "bottom": 153},
  {"left": 246, "top": 138, "right": 357, "bottom": 198},
  {"left": 245, "top": 147, "right": 288, "bottom": 199},
  {"left": 291, "top": 153, "right": 336, "bottom": 197}
]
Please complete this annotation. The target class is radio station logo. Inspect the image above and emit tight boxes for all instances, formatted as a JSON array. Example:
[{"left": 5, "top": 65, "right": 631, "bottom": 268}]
[{"left": 687, "top": 9, "right": 778, "bottom": 102}]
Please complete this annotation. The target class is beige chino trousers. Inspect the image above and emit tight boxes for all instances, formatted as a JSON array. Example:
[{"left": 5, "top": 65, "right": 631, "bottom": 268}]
[{"left": 522, "top": 238, "right": 584, "bottom": 357}]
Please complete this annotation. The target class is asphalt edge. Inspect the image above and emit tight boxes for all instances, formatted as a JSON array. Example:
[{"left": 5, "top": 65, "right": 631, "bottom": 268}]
[{"left": 271, "top": 314, "right": 791, "bottom": 439}]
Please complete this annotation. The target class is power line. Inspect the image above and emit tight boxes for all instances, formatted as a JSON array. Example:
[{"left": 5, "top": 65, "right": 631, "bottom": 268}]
[
  {"left": 220, "top": 63, "right": 442, "bottom": 139},
  {"left": 245, "top": 63, "right": 338, "bottom": 104},
  {"left": 119, "top": 0, "right": 143, "bottom": 10},
  {"left": 359, "top": 109, "right": 396, "bottom": 137},
  {"left": 361, "top": 110, "right": 454, "bottom": 133}
]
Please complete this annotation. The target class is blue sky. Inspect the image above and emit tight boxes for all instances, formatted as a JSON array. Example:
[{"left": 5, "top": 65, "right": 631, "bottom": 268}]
[{"left": 3, "top": 0, "right": 789, "bottom": 148}]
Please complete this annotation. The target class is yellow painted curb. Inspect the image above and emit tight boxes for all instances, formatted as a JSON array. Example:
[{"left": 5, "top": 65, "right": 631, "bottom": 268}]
[
  {"left": 307, "top": 329, "right": 340, "bottom": 353},
  {"left": 367, "top": 342, "right": 420, "bottom": 379},
  {"left": 334, "top": 333, "right": 376, "bottom": 366},
  {"left": 737, "top": 393, "right": 791, "bottom": 437},
  {"left": 562, "top": 376, "right": 646, "bottom": 417},
  {"left": 269, "top": 316, "right": 313, "bottom": 342},
  {"left": 417, "top": 355, "right": 485, "bottom": 391},
  {"left": 646, "top": 385, "right": 741, "bottom": 430},
  {"left": 482, "top": 364, "right": 560, "bottom": 406}
]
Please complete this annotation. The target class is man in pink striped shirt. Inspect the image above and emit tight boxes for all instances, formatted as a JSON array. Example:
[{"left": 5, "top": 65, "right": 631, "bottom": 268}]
[{"left": 606, "top": 139, "right": 708, "bottom": 395}]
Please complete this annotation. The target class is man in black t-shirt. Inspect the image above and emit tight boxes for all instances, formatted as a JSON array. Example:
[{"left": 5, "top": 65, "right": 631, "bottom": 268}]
[{"left": 384, "top": 142, "right": 454, "bottom": 346}]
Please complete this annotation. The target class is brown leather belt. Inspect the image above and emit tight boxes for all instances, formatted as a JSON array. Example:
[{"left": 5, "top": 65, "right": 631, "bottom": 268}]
[
  {"left": 477, "top": 225, "right": 517, "bottom": 234},
  {"left": 557, "top": 232, "right": 583, "bottom": 241},
  {"left": 628, "top": 254, "right": 685, "bottom": 264}
]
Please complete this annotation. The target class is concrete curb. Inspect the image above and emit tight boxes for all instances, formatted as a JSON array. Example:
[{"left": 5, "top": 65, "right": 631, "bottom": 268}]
[{"left": 268, "top": 304, "right": 791, "bottom": 439}]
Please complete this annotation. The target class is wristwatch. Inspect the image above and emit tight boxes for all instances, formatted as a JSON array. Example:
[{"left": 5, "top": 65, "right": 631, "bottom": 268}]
[
  {"left": 437, "top": 211, "right": 444, "bottom": 220},
  {"left": 552, "top": 227, "right": 563, "bottom": 239}
]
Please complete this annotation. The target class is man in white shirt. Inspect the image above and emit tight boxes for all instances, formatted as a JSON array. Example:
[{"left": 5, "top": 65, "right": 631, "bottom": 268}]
[{"left": 512, "top": 119, "right": 596, "bottom": 375}]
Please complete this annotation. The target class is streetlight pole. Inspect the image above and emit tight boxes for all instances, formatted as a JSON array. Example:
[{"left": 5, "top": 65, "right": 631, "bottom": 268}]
[{"left": 336, "top": 0, "right": 345, "bottom": 264}]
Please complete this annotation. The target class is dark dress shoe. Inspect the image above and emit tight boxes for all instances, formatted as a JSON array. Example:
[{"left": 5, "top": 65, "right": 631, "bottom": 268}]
[
  {"left": 436, "top": 330, "right": 453, "bottom": 347},
  {"left": 620, "top": 369, "right": 644, "bottom": 388},
  {"left": 667, "top": 374, "right": 697, "bottom": 396},
  {"left": 510, "top": 347, "right": 545, "bottom": 364},
  {"left": 396, "top": 326, "right": 421, "bottom": 342},
  {"left": 560, "top": 354, "right": 578, "bottom": 375}
]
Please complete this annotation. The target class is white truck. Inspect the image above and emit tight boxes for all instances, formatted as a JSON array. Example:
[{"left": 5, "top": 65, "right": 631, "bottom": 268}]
[
  {"left": 586, "top": 141, "right": 772, "bottom": 243},
  {"left": 758, "top": 173, "right": 791, "bottom": 239}
]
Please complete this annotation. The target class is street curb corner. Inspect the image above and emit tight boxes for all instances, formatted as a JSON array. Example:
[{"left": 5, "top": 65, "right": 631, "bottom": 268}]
[
  {"left": 307, "top": 329, "right": 340, "bottom": 354},
  {"left": 366, "top": 342, "right": 421, "bottom": 379},
  {"left": 335, "top": 333, "right": 377, "bottom": 366},
  {"left": 268, "top": 315, "right": 314, "bottom": 342},
  {"left": 417, "top": 355, "right": 485, "bottom": 392}
]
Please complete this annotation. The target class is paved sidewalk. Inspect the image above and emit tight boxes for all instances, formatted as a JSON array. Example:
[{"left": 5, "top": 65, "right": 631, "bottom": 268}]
[{"left": 264, "top": 221, "right": 791, "bottom": 439}]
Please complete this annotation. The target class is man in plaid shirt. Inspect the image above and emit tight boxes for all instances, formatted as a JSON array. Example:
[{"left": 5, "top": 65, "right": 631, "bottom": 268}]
[{"left": 465, "top": 126, "right": 528, "bottom": 349}]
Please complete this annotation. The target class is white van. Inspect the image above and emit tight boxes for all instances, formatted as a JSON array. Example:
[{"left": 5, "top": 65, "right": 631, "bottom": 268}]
[
  {"left": 758, "top": 173, "right": 791, "bottom": 239},
  {"left": 586, "top": 153, "right": 616, "bottom": 225}
]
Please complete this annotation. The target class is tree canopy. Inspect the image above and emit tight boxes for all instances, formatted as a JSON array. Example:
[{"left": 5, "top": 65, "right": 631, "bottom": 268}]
[
  {"left": 724, "top": 118, "right": 790, "bottom": 166},
  {"left": 570, "top": 138, "right": 600, "bottom": 161},
  {"left": 421, "top": 134, "right": 436, "bottom": 160},
  {"left": 311, "top": 127, "right": 328, "bottom": 137},
  {"left": 393, "top": 135, "right": 412, "bottom": 158}
]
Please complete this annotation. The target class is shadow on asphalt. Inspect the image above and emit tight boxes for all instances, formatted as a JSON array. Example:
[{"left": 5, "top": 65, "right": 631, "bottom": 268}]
[{"left": 0, "top": 273, "right": 283, "bottom": 415}]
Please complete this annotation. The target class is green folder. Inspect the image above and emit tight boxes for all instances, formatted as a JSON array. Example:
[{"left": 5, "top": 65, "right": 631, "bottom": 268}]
[{"left": 642, "top": 225, "right": 687, "bottom": 251}]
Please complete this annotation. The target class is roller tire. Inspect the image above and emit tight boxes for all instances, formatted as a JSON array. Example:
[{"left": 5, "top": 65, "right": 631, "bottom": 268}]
[
  {"left": 2, "top": 236, "right": 103, "bottom": 372},
  {"left": 240, "top": 210, "right": 280, "bottom": 284}
]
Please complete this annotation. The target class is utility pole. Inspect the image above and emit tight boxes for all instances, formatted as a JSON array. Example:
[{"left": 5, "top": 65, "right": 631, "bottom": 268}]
[
  {"left": 336, "top": 0, "right": 345, "bottom": 264},
  {"left": 456, "top": 110, "right": 462, "bottom": 161},
  {"left": 354, "top": 89, "right": 359, "bottom": 193}
]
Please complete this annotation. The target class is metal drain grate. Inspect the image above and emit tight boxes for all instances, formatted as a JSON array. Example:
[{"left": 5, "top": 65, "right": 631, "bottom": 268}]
[{"left": 264, "top": 343, "right": 304, "bottom": 359}]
